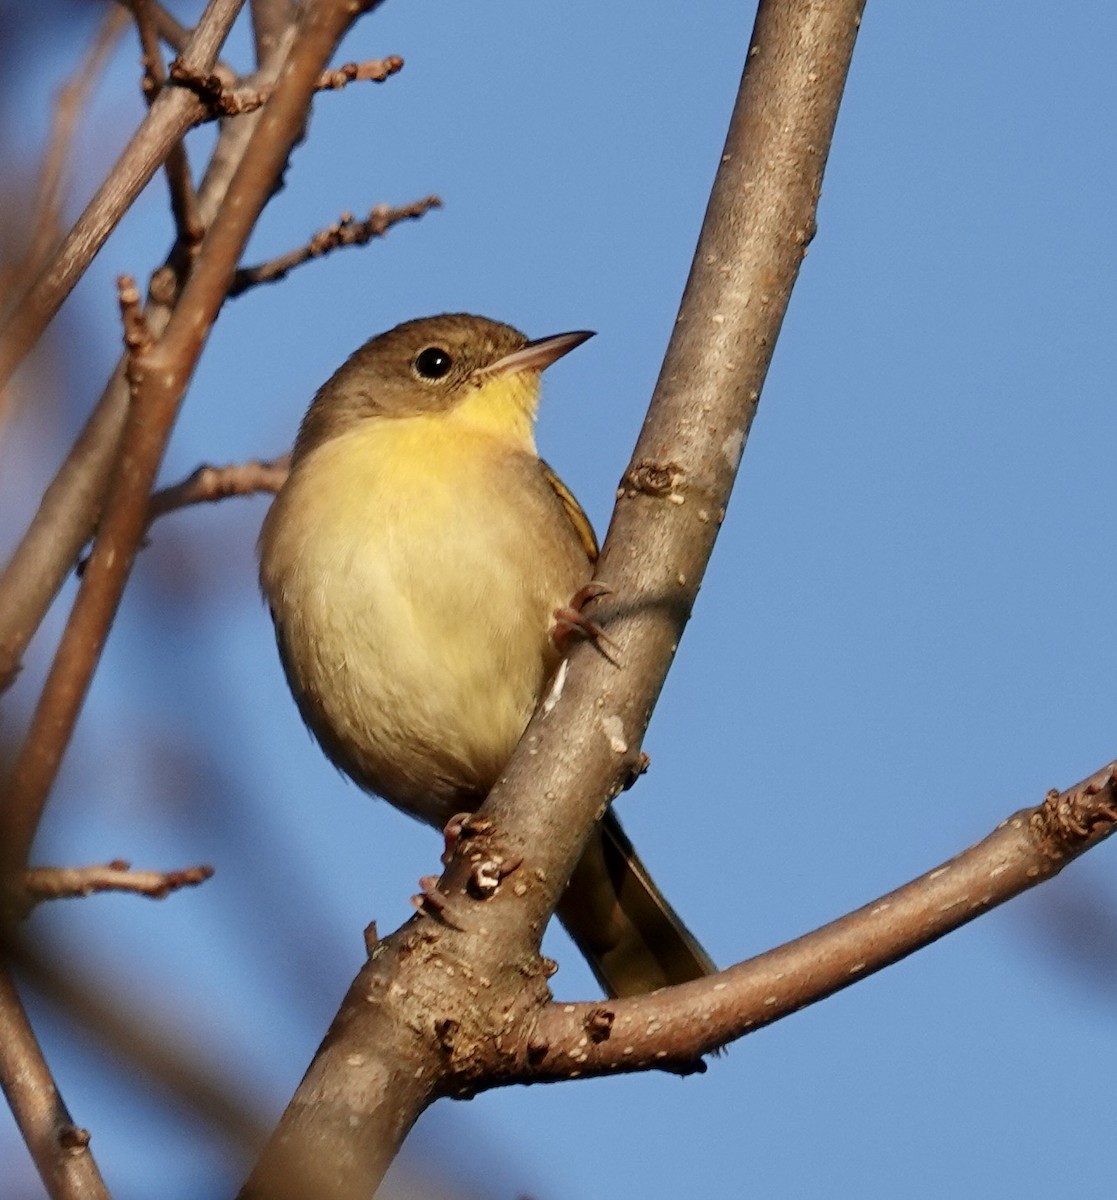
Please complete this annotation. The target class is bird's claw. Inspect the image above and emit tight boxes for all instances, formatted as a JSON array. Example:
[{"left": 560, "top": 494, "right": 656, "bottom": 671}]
[{"left": 552, "top": 581, "right": 620, "bottom": 665}]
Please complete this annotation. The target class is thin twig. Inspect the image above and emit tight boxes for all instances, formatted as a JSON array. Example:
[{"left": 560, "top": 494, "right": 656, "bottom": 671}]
[
  {"left": 0, "top": 971, "right": 111, "bottom": 1200},
  {"left": 230, "top": 197, "right": 440, "bottom": 295},
  {"left": 146, "top": 455, "right": 290, "bottom": 523},
  {"left": 174, "top": 54, "right": 404, "bottom": 123},
  {"left": 132, "top": 0, "right": 204, "bottom": 251},
  {"left": 15, "top": 861, "right": 214, "bottom": 909}
]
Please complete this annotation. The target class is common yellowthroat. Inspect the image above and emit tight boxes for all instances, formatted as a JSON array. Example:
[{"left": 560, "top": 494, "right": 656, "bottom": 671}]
[{"left": 258, "top": 314, "right": 713, "bottom": 997}]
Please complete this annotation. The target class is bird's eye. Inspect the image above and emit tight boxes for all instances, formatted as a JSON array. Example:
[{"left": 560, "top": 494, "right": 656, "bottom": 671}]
[{"left": 413, "top": 346, "right": 453, "bottom": 380}]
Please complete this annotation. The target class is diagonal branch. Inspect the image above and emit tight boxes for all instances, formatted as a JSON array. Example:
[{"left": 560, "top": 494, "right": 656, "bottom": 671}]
[
  {"left": 8, "top": 8, "right": 130, "bottom": 316},
  {"left": 0, "top": 0, "right": 384, "bottom": 875},
  {"left": 0, "top": 970, "right": 111, "bottom": 1200},
  {"left": 524, "top": 763, "right": 1117, "bottom": 1076},
  {"left": 0, "top": 7, "right": 295, "bottom": 696},
  {"left": 0, "top": 0, "right": 245, "bottom": 393},
  {"left": 228, "top": 196, "right": 440, "bottom": 296},
  {"left": 236, "top": 2, "right": 867, "bottom": 1197}
]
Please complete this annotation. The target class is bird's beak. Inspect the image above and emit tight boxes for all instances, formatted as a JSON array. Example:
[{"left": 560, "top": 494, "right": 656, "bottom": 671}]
[{"left": 475, "top": 329, "right": 595, "bottom": 382}]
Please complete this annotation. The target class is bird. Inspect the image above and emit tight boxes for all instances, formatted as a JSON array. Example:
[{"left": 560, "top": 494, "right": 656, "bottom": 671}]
[{"left": 258, "top": 313, "right": 713, "bottom": 998}]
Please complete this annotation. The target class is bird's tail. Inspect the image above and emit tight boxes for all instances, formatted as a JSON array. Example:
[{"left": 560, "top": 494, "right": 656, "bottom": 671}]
[{"left": 557, "top": 809, "right": 715, "bottom": 999}]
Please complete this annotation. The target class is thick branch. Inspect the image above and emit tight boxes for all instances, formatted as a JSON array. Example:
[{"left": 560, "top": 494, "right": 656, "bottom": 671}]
[
  {"left": 450, "top": 0, "right": 868, "bottom": 982},
  {"left": 523, "top": 763, "right": 1117, "bottom": 1076},
  {"left": 237, "top": 2, "right": 867, "bottom": 1196}
]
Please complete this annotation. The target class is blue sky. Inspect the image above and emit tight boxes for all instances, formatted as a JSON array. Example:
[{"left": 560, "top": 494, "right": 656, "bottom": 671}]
[{"left": 3, "top": 2, "right": 1117, "bottom": 1197}]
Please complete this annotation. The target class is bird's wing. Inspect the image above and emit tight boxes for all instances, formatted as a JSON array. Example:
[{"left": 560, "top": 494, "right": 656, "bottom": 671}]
[{"left": 539, "top": 458, "right": 599, "bottom": 566}]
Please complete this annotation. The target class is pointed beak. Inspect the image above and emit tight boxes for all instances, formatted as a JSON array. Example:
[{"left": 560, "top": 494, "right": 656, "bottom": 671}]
[{"left": 476, "top": 329, "right": 595, "bottom": 381}]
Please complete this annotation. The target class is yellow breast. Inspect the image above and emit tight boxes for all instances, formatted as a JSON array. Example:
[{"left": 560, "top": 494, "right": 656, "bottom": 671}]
[{"left": 259, "top": 402, "right": 591, "bottom": 825}]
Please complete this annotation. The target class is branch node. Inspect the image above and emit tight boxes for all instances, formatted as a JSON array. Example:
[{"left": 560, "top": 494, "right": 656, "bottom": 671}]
[
  {"left": 411, "top": 877, "right": 466, "bottom": 929},
  {"left": 167, "top": 57, "right": 237, "bottom": 116},
  {"left": 584, "top": 1007, "right": 614, "bottom": 1043},
  {"left": 620, "top": 460, "right": 687, "bottom": 501},
  {"left": 434, "top": 1017, "right": 459, "bottom": 1053},
  {"left": 117, "top": 274, "right": 153, "bottom": 356},
  {"left": 467, "top": 854, "right": 523, "bottom": 900},
  {"left": 1033, "top": 771, "right": 1117, "bottom": 853},
  {"left": 58, "top": 1125, "right": 92, "bottom": 1153}
]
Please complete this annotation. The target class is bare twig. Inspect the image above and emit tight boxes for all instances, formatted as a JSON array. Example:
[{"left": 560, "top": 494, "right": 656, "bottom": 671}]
[
  {"left": 15, "top": 861, "right": 214, "bottom": 909},
  {"left": 316, "top": 57, "right": 405, "bottom": 89},
  {"left": 229, "top": 196, "right": 440, "bottom": 295},
  {"left": 117, "top": 273, "right": 153, "bottom": 355},
  {"left": 0, "top": 0, "right": 246, "bottom": 392},
  {"left": 146, "top": 455, "right": 290, "bottom": 523},
  {"left": 525, "top": 764, "right": 1117, "bottom": 1075},
  {"left": 132, "top": 0, "right": 204, "bottom": 250},
  {"left": 0, "top": 971, "right": 111, "bottom": 1200},
  {"left": 175, "top": 54, "right": 404, "bottom": 123}
]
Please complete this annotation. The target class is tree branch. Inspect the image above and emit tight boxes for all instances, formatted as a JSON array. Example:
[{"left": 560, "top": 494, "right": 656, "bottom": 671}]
[
  {"left": 173, "top": 54, "right": 405, "bottom": 124},
  {"left": 0, "top": 0, "right": 383, "bottom": 873},
  {"left": 523, "top": 762, "right": 1117, "bottom": 1076},
  {"left": 0, "top": 9, "right": 296, "bottom": 695},
  {"left": 12, "top": 860, "right": 214, "bottom": 911},
  {"left": 0, "top": 971, "right": 111, "bottom": 1200},
  {"left": 132, "top": 0, "right": 205, "bottom": 252},
  {"left": 9, "top": 8, "right": 130, "bottom": 309},
  {"left": 146, "top": 454, "right": 290, "bottom": 523},
  {"left": 0, "top": 0, "right": 246, "bottom": 393},
  {"left": 228, "top": 196, "right": 440, "bottom": 296},
  {"left": 237, "top": 2, "right": 867, "bottom": 1196}
]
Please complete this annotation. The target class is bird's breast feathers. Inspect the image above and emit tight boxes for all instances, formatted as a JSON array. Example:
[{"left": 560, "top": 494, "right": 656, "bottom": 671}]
[{"left": 259, "top": 412, "right": 592, "bottom": 822}]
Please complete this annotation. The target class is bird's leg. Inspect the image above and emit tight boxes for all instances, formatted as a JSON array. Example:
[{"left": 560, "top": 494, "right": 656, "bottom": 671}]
[{"left": 552, "top": 581, "right": 619, "bottom": 664}]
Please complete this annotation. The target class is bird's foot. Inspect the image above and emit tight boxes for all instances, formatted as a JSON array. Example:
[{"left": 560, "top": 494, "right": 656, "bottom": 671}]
[{"left": 552, "top": 581, "right": 619, "bottom": 664}]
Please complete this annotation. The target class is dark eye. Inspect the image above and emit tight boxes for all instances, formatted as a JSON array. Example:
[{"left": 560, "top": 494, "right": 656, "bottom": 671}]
[{"left": 413, "top": 346, "right": 453, "bottom": 380}]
